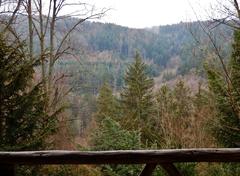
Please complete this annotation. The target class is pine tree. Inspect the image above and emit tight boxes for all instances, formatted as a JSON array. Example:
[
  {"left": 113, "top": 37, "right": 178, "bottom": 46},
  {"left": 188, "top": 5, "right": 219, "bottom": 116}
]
[
  {"left": 205, "top": 29, "right": 240, "bottom": 147},
  {"left": 172, "top": 80, "right": 192, "bottom": 119},
  {"left": 120, "top": 53, "right": 156, "bottom": 144},
  {"left": 93, "top": 82, "right": 142, "bottom": 176},
  {"left": 156, "top": 85, "right": 173, "bottom": 117},
  {"left": 91, "top": 117, "right": 142, "bottom": 176},
  {"left": 95, "top": 83, "right": 118, "bottom": 122},
  {"left": 0, "top": 35, "right": 56, "bottom": 151}
]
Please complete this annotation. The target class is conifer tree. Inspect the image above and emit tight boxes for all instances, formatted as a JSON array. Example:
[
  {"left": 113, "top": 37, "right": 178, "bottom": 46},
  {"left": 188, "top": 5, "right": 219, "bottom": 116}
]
[
  {"left": 95, "top": 83, "right": 118, "bottom": 122},
  {"left": 172, "top": 80, "right": 192, "bottom": 119},
  {"left": 0, "top": 35, "right": 56, "bottom": 151},
  {"left": 156, "top": 85, "right": 173, "bottom": 117},
  {"left": 93, "top": 83, "right": 142, "bottom": 176},
  {"left": 91, "top": 117, "right": 141, "bottom": 176},
  {"left": 120, "top": 53, "right": 156, "bottom": 144},
  {"left": 206, "top": 29, "right": 240, "bottom": 147}
]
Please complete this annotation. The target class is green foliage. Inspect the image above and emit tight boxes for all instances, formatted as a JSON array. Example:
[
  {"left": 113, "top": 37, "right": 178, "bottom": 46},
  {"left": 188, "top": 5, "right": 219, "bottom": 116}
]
[
  {"left": 120, "top": 53, "right": 157, "bottom": 144},
  {"left": 32, "top": 165, "right": 102, "bottom": 176},
  {"left": 202, "top": 163, "right": 240, "bottom": 176},
  {"left": 155, "top": 82, "right": 210, "bottom": 176},
  {"left": 121, "top": 53, "right": 154, "bottom": 121},
  {"left": 204, "top": 28, "right": 240, "bottom": 175},
  {"left": 156, "top": 85, "right": 174, "bottom": 117},
  {"left": 92, "top": 117, "right": 141, "bottom": 150},
  {"left": 53, "top": 19, "right": 233, "bottom": 76},
  {"left": 0, "top": 35, "right": 57, "bottom": 151},
  {"left": 230, "top": 30, "right": 240, "bottom": 103},
  {"left": 95, "top": 83, "right": 118, "bottom": 122},
  {"left": 93, "top": 83, "right": 140, "bottom": 149},
  {"left": 162, "top": 71, "right": 175, "bottom": 81},
  {"left": 172, "top": 80, "right": 192, "bottom": 118},
  {"left": 71, "top": 93, "right": 97, "bottom": 134},
  {"left": 92, "top": 82, "right": 142, "bottom": 176},
  {"left": 47, "top": 166, "right": 78, "bottom": 176},
  {"left": 91, "top": 117, "right": 142, "bottom": 176},
  {"left": 206, "top": 30, "right": 240, "bottom": 147},
  {"left": 156, "top": 81, "right": 192, "bottom": 128},
  {"left": 175, "top": 163, "right": 196, "bottom": 176},
  {"left": 67, "top": 61, "right": 127, "bottom": 95}
]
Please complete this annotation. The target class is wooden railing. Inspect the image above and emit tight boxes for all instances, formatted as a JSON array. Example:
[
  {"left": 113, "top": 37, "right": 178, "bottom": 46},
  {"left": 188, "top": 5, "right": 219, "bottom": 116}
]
[{"left": 1, "top": 148, "right": 240, "bottom": 176}]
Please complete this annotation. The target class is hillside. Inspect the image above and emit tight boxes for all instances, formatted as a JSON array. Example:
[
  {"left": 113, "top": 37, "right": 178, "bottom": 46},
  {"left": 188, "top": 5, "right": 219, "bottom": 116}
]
[
  {"left": 47, "top": 19, "right": 232, "bottom": 92},
  {"left": 16, "top": 16, "right": 233, "bottom": 84},
  {"left": 3, "top": 0, "right": 240, "bottom": 175},
  {"left": 15, "top": 17, "right": 235, "bottom": 133},
  {"left": 35, "top": 19, "right": 231, "bottom": 135}
]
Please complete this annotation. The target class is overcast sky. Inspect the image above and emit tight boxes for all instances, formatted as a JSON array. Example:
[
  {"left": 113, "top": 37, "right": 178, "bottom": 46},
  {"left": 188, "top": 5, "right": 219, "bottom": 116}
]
[{"left": 87, "top": 0, "right": 219, "bottom": 28}]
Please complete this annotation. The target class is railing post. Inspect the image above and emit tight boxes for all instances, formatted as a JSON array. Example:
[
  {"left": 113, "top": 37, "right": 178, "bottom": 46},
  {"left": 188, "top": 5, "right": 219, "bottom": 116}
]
[
  {"left": 0, "top": 164, "right": 15, "bottom": 176},
  {"left": 138, "top": 163, "right": 157, "bottom": 176},
  {"left": 160, "top": 163, "right": 182, "bottom": 176}
]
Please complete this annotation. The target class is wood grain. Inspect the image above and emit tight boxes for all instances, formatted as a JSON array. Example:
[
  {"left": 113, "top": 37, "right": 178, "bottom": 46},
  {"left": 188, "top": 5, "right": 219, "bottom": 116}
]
[{"left": 0, "top": 148, "right": 240, "bottom": 165}]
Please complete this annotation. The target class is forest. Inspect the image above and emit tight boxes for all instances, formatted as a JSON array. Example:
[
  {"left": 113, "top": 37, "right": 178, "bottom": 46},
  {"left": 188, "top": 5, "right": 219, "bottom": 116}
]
[{"left": 0, "top": 0, "right": 240, "bottom": 175}]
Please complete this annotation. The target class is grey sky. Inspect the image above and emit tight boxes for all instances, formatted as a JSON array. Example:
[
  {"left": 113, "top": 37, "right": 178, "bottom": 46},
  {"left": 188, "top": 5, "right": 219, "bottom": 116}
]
[{"left": 89, "top": 0, "right": 218, "bottom": 28}]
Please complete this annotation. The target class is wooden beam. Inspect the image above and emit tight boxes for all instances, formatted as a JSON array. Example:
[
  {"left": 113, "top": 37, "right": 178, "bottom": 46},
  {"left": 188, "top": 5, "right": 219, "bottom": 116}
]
[
  {"left": 160, "top": 163, "right": 182, "bottom": 176},
  {"left": 138, "top": 163, "right": 157, "bottom": 176},
  {"left": 0, "top": 148, "right": 240, "bottom": 165}
]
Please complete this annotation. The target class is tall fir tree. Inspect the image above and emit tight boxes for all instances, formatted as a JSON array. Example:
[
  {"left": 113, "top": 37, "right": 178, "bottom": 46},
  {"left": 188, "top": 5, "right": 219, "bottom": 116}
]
[
  {"left": 120, "top": 52, "right": 157, "bottom": 144},
  {"left": 156, "top": 85, "right": 173, "bottom": 118},
  {"left": 0, "top": 35, "right": 57, "bottom": 151},
  {"left": 206, "top": 29, "right": 240, "bottom": 147},
  {"left": 95, "top": 83, "right": 118, "bottom": 122},
  {"left": 93, "top": 83, "right": 142, "bottom": 176},
  {"left": 172, "top": 80, "right": 192, "bottom": 119}
]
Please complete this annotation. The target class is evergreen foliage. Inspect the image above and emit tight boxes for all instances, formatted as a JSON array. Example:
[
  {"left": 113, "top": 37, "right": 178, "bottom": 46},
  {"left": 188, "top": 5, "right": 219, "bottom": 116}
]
[
  {"left": 95, "top": 83, "right": 118, "bottom": 122},
  {"left": 172, "top": 80, "right": 192, "bottom": 119},
  {"left": 92, "top": 117, "right": 141, "bottom": 151},
  {"left": 156, "top": 85, "right": 173, "bottom": 118},
  {"left": 120, "top": 53, "right": 157, "bottom": 144},
  {"left": 206, "top": 29, "right": 240, "bottom": 147},
  {"left": 91, "top": 117, "right": 142, "bottom": 176},
  {"left": 92, "top": 80, "right": 142, "bottom": 176},
  {"left": 0, "top": 35, "right": 56, "bottom": 151},
  {"left": 121, "top": 53, "right": 154, "bottom": 120}
]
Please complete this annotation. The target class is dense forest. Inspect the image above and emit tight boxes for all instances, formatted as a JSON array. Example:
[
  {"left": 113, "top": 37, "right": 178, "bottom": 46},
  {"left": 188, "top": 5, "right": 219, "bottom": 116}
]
[
  {"left": 57, "top": 19, "right": 233, "bottom": 136},
  {"left": 1, "top": 0, "right": 240, "bottom": 175}
]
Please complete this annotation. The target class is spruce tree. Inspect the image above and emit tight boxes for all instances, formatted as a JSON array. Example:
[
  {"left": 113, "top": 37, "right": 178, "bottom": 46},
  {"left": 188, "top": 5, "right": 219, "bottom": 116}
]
[
  {"left": 120, "top": 53, "right": 156, "bottom": 144},
  {"left": 156, "top": 85, "right": 173, "bottom": 117},
  {"left": 93, "top": 83, "right": 142, "bottom": 176},
  {"left": 95, "top": 83, "right": 118, "bottom": 122},
  {"left": 91, "top": 117, "right": 142, "bottom": 176},
  {"left": 206, "top": 29, "right": 240, "bottom": 147},
  {"left": 0, "top": 35, "right": 56, "bottom": 151},
  {"left": 172, "top": 80, "right": 192, "bottom": 119}
]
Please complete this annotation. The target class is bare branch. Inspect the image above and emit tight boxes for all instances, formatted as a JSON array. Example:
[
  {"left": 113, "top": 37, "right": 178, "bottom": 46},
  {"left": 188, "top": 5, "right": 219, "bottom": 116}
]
[
  {"left": 3, "top": 0, "right": 23, "bottom": 32},
  {"left": 54, "top": 8, "right": 109, "bottom": 64}
]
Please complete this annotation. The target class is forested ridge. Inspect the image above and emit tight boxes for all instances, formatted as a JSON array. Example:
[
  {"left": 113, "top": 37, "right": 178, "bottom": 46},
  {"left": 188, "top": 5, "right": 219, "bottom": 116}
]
[
  {"left": 55, "top": 19, "right": 233, "bottom": 74},
  {"left": 49, "top": 19, "right": 232, "bottom": 97},
  {"left": 1, "top": 0, "right": 240, "bottom": 175},
  {"left": 17, "top": 17, "right": 233, "bottom": 78}
]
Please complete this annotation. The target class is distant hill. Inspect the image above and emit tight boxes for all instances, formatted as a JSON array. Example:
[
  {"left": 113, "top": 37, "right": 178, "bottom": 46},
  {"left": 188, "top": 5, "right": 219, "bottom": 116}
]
[
  {"left": 15, "top": 17, "right": 234, "bottom": 92},
  {"left": 53, "top": 19, "right": 233, "bottom": 74},
  {"left": 24, "top": 18, "right": 233, "bottom": 134}
]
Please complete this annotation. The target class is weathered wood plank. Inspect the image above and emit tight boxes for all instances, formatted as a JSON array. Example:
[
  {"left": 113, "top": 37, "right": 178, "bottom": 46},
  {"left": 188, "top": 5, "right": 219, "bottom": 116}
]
[
  {"left": 160, "top": 163, "right": 182, "bottom": 176},
  {"left": 0, "top": 148, "right": 240, "bottom": 165},
  {"left": 138, "top": 163, "right": 157, "bottom": 176}
]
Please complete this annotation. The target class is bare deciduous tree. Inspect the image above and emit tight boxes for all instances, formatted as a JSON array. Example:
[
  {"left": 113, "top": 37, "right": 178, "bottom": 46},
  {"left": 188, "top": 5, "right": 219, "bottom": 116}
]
[{"left": 0, "top": 0, "right": 109, "bottom": 137}]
